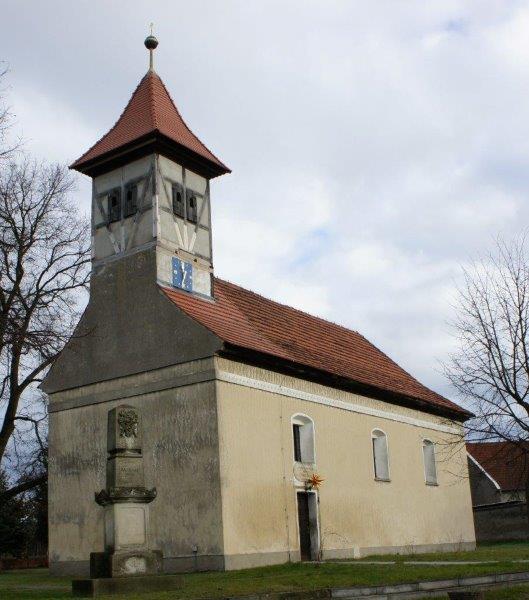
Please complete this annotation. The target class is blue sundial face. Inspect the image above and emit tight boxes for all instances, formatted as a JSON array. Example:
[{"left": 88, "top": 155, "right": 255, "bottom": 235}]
[{"left": 172, "top": 257, "right": 193, "bottom": 292}]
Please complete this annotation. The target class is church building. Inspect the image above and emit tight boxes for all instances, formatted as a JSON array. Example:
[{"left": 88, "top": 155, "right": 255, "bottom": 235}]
[{"left": 43, "top": 37, "right": 476, "bottom": 576}]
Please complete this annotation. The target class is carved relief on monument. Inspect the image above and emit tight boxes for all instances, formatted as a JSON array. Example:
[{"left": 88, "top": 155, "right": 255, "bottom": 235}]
[{"left": 118, "top": 409, "right": 138, "bottom": 438}]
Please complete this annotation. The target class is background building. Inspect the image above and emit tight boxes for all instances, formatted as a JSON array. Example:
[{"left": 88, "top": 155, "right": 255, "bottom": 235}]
[
  {"left": 467, "top": 441, "right": 528, "bottom": 506},
  {"left": 467, "top": 441, "right": 529, "bottom": 544}
]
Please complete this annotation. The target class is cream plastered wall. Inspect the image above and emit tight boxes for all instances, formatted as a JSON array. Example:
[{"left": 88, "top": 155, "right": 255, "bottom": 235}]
[{"left": 215, "top": 357, "right": 475, "bottom": 566}]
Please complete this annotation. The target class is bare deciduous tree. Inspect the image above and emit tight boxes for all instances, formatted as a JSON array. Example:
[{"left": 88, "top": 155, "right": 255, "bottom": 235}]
[
  {"left": 0, "top": 65, "right": 20, "bottom": 161},
  {"left": 446, "top": 235, "right": 529, "bottom": 518},
  {"left": 0, "top": 159, "right": 90, "bottom": 499}
]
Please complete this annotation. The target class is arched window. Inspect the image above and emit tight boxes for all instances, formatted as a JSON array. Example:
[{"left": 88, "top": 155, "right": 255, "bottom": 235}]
[
  {"left": 372, "top": 429, "right": 390, "bottom": 481},
  {"left": 186, "top": 194, "right": 198, "bottom": 223},
  {"left": 107, "top": 188, "right": 121, "bottom": 223},
  {"left": 124, "top": 182, "right": 138, "bottom": 218},
  {"left": 172, "top": 184, "right": 184, "bottom": 218},
  {"left": 423, "top": 439, "right": 438, "bottom": 485},
  {"left": 292, "top": 415, "right": 315, "bottom": 464}
]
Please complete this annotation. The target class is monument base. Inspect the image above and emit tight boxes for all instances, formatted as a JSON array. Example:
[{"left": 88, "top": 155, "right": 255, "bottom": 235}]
[
  {"left": 72, "top": 574, "right": 183, "bottom": 597},
  {"left": 90, "top": 550, "right": 162, "bottom": 578}
]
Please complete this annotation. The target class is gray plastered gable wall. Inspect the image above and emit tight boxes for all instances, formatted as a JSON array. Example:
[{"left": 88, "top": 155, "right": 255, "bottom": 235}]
[
  {"left": 43, "top": 240, "right": 228, "bottom": 575},
  {"left": 42, "top": 249, "right": 223, "bottom": 395},
  {"left": 47, "top": 359, "right": 225, "bottom": 575}
]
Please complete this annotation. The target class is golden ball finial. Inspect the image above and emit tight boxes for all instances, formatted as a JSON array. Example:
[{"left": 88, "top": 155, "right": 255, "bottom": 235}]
[{"left": 144, "top": 25, "right": 158, "bottom": 70}]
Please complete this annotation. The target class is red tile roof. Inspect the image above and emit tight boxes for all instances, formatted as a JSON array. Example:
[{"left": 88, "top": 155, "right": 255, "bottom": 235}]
[
  {"left": 467, "top": 442, "right": 529, "bottom": 491},
  {"left": 162, "top": 279, "right": 469, "bottom": 419},
  {"left": 71, "top": 70, "right": 229, "bottom": 176}
]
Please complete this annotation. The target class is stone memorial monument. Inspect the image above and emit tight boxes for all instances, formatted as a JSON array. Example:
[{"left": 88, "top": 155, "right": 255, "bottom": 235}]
[
  {"left": 92, "top": 404, "right": 159, "bottom": 577},
  {"left": 72, "top": 404, "right": 182, "bottom": 597}
]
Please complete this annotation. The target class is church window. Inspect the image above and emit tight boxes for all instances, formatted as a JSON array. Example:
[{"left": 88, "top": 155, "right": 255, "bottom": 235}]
[
  {"left": 423, "top": 439, "right": 438, "bottom": 485},
  {"left": 172, "top": 184, "right": 184, "bottom": 218},
  {"left": 372, "top": 429, "right": 390, "bottom": 481},
  {"left": 187, "top": 194, "right": 198, "bottom": 224},
  {"left": 292, "top": 415, "right": 315, "bottom": 464},
  {"left": 293, "top": 424, "right": 302, "bottom": 462},
  {"left": 107, "top": 189, "right": 121, "bottom": 223},
  {"left": 124, "top": 183, "right": 138, "bottom": 218}
]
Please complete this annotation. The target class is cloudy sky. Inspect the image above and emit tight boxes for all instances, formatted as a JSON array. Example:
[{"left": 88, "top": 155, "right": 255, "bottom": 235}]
[{"left": 3, "top": 1, "right": 529, "bottom": 405}]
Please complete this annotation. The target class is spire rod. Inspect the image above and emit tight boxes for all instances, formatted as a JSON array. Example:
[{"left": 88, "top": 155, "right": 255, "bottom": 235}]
[{"left": 144, "top": 25, "right": 159, "bottom": 71}]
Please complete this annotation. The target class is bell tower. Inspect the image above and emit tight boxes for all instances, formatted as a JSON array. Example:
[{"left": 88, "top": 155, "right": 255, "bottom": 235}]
[{"left": 71, "top": 34, "right": 230, "bottom": 297}]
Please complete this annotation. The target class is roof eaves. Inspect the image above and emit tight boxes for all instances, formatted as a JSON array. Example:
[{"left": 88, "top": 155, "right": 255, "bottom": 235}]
[
  {"left": 220, "top": 342, "right": 471, "bottom": 422},
  {"left": 159, "top": 281, "right": 469, "bottom": 421},
  {"left": 69, "top": 132, "right": 158, "bottom": 174},
  {"left": 71, "top": 131, "right": 230, "bottom": 178}
]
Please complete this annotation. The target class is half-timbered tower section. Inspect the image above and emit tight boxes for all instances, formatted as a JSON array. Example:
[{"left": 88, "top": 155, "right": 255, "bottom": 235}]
[{"left": 78, "top": 67, "right": 227, "bottom": 296}]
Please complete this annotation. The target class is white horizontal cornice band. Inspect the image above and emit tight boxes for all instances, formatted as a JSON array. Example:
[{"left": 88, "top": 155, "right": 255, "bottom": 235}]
[{"left": 217, "top": 371, "right": 460, "bottom": 435}]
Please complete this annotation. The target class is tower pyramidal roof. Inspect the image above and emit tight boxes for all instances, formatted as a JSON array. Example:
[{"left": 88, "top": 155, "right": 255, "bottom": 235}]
[{"left": 71, "top": 66, "right": 230, "bottom": 178}]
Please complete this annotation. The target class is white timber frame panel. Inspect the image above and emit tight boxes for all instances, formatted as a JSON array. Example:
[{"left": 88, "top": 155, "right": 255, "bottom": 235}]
[
  {"left": 92, "top": 155, "right": 155, "bottom": 262},
  {"left": 155, "top": 156, "right": 211, "bottom": 259}
]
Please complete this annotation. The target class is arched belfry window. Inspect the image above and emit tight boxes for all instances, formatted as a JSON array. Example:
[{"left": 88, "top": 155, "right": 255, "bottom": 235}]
[
  {"left": 124, "top": 182, "right": 138, "bottom": 218},
  {"left": 423, "top": 439, "right": 438, "bottom": 485},
  {"left": 372, "top": 429, "right": 390, "bottom": 481},
  {"left": 172, "top": 184, "right": 184, "bottom": 218},
  {"left": 187, "top": 194, "right": 198, "bottom": 223},
  {"left": 107, "top": 188, "right": 121, "bottom": 223},
  {"left": 292, "top": 414, "right": 315, "bottom": 464}
]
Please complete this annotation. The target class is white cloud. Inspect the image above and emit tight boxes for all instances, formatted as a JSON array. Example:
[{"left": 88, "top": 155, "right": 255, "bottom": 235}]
[
  {"left": 9, "top": 84, "right": 96, "bottom": 166},
  {"left": 4, "top": 0, "right": 529, "bottom": 407},
  {"left": 487, "top": 6, "right": 529, "bottom": 72}
]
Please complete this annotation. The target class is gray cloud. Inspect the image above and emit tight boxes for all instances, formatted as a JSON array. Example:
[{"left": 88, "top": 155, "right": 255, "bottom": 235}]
[{"left": 3, "top": 1, "right": 529, "bottom": 406}]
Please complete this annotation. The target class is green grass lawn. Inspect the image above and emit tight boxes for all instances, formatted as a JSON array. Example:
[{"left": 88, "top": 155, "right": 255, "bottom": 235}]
[
  {"left": 482, "top": 588, "right": 529, "bottom": 599},
  {"left": 3, "top": 543, "right": 529, "bottom": 599},
  {"left": 357, "top": 540, "right": 529, "bottom": 563}
]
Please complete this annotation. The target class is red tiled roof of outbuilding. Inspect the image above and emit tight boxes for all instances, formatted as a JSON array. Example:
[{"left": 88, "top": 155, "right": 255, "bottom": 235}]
[
  {"left": 467, "top": 441, "right": 529, "bottom": 491},
  {"left": 71, "top": 70, "right": 229, "bottom": 176},
  {"left": 162, "top": 279, "right": 470, "bottom": 419}
]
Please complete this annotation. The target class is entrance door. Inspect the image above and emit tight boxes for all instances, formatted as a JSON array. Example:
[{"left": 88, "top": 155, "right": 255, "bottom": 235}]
[{"left": 297, "top": 492, "right": 312, "bottom": 561}]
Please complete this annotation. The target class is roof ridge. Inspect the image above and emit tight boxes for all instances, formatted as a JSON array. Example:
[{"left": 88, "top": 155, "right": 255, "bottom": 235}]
[{"left": 149, "top": 71, "right": 159, "bottom": 130}]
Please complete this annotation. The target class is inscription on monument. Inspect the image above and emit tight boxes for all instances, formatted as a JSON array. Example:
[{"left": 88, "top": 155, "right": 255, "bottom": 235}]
[
  {"left": 119, "top": 462, "right": 141, "bottom": 479},
  {"left": 107, "top": 456, "right": 144, "bottom": 488},
  {"left": 116, "top": 506, "right": 146, "bottom": 547}
]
